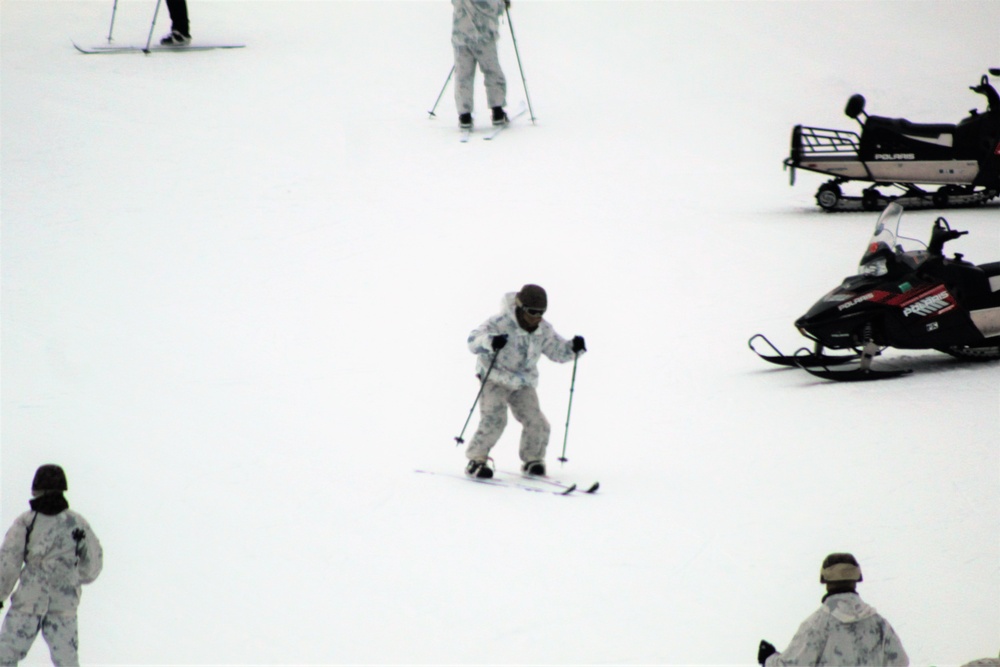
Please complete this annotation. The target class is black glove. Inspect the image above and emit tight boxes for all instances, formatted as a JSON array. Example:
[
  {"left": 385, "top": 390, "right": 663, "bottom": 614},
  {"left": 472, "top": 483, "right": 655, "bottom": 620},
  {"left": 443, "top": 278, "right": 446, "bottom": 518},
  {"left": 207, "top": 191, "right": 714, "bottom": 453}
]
[
  {"left": 758, "top": 640, "right": 777, "bottom": 666},
  {"left": 572, "top": 335, "right": 586, "bottom": 353},
  {"left": 72, "top": 528, "right": 85, "bottom": 543},
  {"left": 491, "top": 334, "right": 508, "bottom": 351}
]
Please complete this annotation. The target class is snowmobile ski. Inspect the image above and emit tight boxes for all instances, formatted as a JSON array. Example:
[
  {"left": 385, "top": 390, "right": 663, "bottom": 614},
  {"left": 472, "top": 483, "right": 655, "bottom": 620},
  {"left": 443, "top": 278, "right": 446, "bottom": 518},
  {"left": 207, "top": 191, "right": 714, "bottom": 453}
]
[
  {"left": 495, "top": 470, "right": 599, "bottom": 494},
  {"left": 795, "top": 360, "right": 912, "bottom": 382},
  {"left": 73, "top": 42, "right": 245, "bottom": 54},
  {"left": 414, "top": 469, "right": 577, "bottom": 496},
  {"left": 484, "top": 102, "right": 529, "bottom": 141},
  {"left": 748, "top": 334, "right": 859, "bottom": 368}
]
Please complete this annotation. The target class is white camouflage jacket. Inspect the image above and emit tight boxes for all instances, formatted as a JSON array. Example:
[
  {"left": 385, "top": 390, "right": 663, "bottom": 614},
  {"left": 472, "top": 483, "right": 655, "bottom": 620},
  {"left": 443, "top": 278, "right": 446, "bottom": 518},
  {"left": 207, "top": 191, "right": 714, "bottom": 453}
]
[
  {"left": 0, "top": 508, "right": 103, "bottom": 616},
  {"left": 451, "top": 0, "right": 505, "bottom": 47},
  {"left": 765, "top": 593, "right": 909, "bottom": 667},
  {"left": 467, "top": 292, "right": 581, "bottom": 390}
]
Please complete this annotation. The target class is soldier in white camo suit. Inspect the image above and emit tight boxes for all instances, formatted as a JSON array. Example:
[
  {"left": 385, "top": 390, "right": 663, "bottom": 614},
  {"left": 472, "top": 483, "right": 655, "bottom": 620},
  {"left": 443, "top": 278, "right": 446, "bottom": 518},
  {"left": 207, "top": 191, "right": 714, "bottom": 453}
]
[
  {"left": 451, "top": 0, "right": 508, "bottom": 128},
  {"left": 758, "top": 553, "right": 909, "bottom": 667},
  {"left": 464, "top": 284, "right": 585, "bottom": 479},
  {"left": 0, "top": 465, "right": 103, "bottom": 667}
]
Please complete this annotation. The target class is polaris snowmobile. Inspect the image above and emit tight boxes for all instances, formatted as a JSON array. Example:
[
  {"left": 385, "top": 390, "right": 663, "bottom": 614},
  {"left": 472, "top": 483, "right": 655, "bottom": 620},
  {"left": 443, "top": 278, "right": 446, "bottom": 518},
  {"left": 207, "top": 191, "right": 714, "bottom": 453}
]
[
  {"left": 785, "top": 69, "right": 1000, "bottom": 212},
  {"left": 750, "top": 202, "right": 1000, "bottom": 381}
]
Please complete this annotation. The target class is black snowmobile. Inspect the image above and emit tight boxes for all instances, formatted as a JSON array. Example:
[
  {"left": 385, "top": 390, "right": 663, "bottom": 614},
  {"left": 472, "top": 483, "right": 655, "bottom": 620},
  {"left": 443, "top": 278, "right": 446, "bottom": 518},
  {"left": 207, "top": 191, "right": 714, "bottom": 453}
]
[
  {"left": 750, "top": 202, "right": 1000, "bottom": 380},
  {"left": 784, "top": 69, "right": 1000, "bottom": 212}
]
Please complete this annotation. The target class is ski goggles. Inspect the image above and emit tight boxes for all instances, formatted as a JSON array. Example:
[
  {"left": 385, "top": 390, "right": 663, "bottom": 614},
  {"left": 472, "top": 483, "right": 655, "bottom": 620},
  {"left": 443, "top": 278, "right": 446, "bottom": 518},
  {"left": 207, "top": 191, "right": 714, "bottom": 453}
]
[{"left": 522, "top": 307, "right": 546, "bottom": 317}]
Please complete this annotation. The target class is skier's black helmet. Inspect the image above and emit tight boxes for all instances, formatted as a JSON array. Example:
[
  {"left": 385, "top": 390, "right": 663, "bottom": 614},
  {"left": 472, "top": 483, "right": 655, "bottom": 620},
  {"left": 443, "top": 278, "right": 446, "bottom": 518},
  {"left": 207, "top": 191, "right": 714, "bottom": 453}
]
[
  {"left": 516, "top": 284, "right": 547, "bottom": 312},
  {"left": 32, "top": 464, "right": 68, "bottom": 493},
  {"left": 820, "top": 552, "right": 863, "bottom": 583}
]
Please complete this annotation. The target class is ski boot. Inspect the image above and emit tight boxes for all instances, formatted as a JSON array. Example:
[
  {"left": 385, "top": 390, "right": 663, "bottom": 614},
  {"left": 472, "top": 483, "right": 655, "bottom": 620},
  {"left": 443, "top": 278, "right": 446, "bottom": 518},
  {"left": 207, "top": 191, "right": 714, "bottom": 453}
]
[
  {"left": 160, "top": 30, "right": 192, "bottom": 46},
  {"left": 521, "top": 460, "right": 545, "bottom": 476},
  {"left": 458, "top": 112, "right": 473, "bottom": 130},
  {"left": 465, "top": 459, "right": 493, "bottom": 479},
  {"left": 491, "top": 106, "right": 508, "bottom": 126}
]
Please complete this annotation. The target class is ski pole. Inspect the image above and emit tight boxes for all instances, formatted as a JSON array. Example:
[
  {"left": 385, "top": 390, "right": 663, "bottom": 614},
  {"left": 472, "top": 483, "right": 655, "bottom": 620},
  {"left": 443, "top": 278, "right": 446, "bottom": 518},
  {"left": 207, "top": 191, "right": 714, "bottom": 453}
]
[
  {"left": 505, "top": 6, "right": 536, "bottom": 123},
  {"left": 143, "top": 0, "right": 164, "bottom": 53},
  {"left": 428, "top": 65, "right": 455, "bottom": 118},
  {"left": 454, "top": 349, "right": 500, "bottom": 446},
  {"left": 557, "top": 352, "right": 580, "bottom": 463},
  {"left": 107, "top": 0, "right": 120, "bottom": 43}
]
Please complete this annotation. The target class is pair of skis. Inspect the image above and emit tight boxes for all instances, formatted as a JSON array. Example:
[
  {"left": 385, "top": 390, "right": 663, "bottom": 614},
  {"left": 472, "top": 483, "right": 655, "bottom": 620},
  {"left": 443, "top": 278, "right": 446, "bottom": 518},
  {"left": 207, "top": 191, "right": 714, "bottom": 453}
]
[
  {"left": 415, "top": 469, "right": 599, "bottom": 497},
  {"left": 459, "top": 102, "right": 530, "bottom": 143},
  {"left": 73, "top": 42, "right": 244, "bottom": 54}
]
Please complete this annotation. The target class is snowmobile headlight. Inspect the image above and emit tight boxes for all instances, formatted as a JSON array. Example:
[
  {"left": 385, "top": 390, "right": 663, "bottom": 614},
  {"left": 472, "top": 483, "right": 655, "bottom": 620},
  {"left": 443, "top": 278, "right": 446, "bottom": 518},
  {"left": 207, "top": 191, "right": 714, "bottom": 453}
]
[{"left": 860, "top": 257, "right": 888, "bottom": 277}]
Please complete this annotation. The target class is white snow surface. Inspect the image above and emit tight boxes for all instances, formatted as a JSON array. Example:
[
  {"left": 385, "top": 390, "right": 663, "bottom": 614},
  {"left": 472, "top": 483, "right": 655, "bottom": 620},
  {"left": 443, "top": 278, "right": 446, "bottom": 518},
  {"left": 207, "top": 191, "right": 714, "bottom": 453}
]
[{"left": 2, "top": 1, "right": 999, "bottom": 665}]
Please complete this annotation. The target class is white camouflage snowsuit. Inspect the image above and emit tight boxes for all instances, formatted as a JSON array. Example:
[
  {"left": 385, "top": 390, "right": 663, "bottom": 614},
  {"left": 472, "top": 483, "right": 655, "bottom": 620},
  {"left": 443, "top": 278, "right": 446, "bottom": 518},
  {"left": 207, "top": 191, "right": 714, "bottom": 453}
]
[
  {"left": 0, "top": 508, "right": 103, "bottom": 666},
  {"left": 451, "top": 0, "right": 507, "bottom": 115},
  {"left": 465, "top": 292, "right": 580, "bottom": 464},
  {"left": 765, "top": 593, "right": 909, "bottom": 667}
]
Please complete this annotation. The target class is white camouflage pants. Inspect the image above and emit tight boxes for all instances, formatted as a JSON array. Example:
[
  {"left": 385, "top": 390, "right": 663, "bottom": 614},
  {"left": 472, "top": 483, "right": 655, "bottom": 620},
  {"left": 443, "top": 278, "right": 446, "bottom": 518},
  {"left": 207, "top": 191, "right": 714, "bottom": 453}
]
[
  {"left": 466, "top": 381, "right": 550, "bottom": 464},
  {"left": 0, "top": 613, "right": 79, "bottom": 666},
  {"left": 453, "top": 41, "right": 506, "bottom": 114}
]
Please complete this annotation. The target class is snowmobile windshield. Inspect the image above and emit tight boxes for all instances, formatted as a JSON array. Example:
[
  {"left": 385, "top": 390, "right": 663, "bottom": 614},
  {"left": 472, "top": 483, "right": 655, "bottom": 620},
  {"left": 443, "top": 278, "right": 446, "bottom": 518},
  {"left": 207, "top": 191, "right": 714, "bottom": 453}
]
[{"left": 859, "top": 203, "right": 905, "bottom": 277}]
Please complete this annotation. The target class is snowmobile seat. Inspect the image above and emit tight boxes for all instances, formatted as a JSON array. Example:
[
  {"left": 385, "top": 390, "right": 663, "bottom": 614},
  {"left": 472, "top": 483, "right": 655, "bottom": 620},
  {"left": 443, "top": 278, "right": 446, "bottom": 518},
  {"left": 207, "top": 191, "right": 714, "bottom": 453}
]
[
  {"left": 979, "top": 262, "right": 1000, "bottom": 294},
  {"left": 941, "top": 261, "right": 994, "bottom": 307},
  {"left": 866, "top": 116, "right": 956, "bottom": 139}
]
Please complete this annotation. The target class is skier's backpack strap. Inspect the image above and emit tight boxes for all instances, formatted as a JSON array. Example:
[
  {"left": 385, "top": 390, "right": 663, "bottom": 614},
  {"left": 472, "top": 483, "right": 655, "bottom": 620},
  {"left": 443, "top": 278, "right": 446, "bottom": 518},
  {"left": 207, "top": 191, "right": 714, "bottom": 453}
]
[{"left": 23, "top": 512, "right": 38, "bottom": 562}]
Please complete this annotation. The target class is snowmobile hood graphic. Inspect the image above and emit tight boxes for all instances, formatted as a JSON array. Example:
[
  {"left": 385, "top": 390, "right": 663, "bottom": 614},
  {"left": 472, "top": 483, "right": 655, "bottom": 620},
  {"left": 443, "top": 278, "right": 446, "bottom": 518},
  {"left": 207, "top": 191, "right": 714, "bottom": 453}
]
[
  {"left": 750, "top": 203, "right": 1000, "bottom": 380},
  {"left": 785, "top": 69, "right": 1000, "bottom": 212}
]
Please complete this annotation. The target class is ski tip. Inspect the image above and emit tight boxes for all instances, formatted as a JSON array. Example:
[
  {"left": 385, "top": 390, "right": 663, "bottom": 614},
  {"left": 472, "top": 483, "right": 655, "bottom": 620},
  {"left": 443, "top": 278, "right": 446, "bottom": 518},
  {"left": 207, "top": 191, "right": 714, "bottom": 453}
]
[
  {"left": 560, "top": 483, "right": 577, "bottom": 495},
  {"left": 585, "top": 482, "right": 600, "bottom": 494}
]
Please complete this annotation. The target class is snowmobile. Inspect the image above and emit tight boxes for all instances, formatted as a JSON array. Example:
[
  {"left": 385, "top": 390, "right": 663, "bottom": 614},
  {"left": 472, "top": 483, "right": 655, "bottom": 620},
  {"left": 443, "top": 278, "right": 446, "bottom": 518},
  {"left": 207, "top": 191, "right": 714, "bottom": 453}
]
[
  {"left": 750, "top": 202, "right": 1000, "bottom": 381},
  {"left": 784, "top": 69, "right": 1000, "bottom": 212}
]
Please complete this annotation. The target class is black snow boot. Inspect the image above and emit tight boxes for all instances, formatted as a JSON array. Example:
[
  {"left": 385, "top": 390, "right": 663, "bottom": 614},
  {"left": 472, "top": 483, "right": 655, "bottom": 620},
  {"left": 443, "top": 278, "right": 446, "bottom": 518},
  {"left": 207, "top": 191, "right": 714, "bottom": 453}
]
[
  {"left": 458, "top": 112, "right": 473, "bottom": 129},
  {"left": 521, "top": 460, "right": 545, "bottom": 476},
  {"left": 491, "top": 106, "right": 508, "bottom": 126},
  {"left": 160, "top": 30, "right": 191, "bottom": 46},
  {"left": 466, "top": 459, "right": 493, "bottom": 479}
]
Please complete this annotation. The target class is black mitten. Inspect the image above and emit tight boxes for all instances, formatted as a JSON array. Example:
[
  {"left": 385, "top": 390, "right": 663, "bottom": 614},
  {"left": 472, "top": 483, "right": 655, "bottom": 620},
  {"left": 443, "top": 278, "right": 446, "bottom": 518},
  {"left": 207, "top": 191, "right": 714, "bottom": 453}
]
[{"left": 758, "top": 640, "right": 777, "bottom": 666}]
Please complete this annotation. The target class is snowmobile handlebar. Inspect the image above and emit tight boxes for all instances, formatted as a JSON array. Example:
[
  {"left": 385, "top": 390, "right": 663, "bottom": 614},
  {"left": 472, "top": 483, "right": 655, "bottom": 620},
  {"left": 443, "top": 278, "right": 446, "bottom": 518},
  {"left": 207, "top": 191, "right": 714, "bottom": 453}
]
[
  {"left": 970, "top": 74, "right": 999, "bottom": 110},
  {"left": 928, "top": 217, "right": 968, "bottom": 256}
]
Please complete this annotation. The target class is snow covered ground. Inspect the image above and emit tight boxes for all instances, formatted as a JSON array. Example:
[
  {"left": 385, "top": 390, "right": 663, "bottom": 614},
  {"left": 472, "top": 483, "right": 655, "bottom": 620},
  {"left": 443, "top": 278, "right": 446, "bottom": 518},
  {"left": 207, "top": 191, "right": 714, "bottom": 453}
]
[{"left": 1, "top": 1, "right": 998, "bottom": 664}]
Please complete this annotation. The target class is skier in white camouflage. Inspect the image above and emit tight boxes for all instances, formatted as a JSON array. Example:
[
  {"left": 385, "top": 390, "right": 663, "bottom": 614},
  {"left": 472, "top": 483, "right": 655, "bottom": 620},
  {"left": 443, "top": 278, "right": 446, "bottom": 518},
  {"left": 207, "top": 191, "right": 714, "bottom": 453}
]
[
  {"left": 758, "top": 553, "right": 909, "bottom": 667},
  {"left": 0, "top": 465, "right": 103, "bottom": 667},
  {"left": 451, "top": 0, "right": 509, "bottom": 129},
  {"left": 464, "top": 284, "right": 585, "bottom": 479}
]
